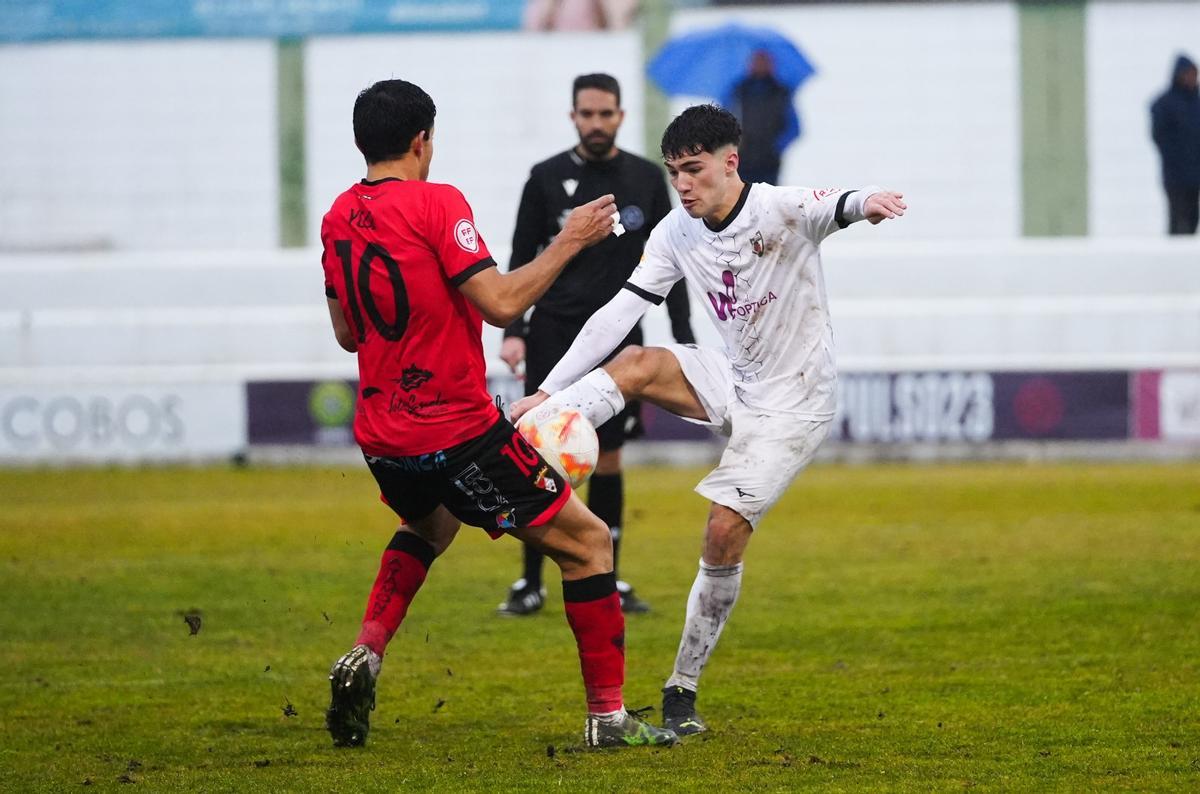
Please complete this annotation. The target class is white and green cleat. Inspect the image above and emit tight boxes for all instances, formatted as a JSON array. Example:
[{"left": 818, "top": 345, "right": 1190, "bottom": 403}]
[{"left": 584, "top": 708, "right": 678, "bottom": 748}]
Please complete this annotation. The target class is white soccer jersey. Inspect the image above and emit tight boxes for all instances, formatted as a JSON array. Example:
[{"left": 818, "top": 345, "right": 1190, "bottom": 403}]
[{"left": 625, "top": 182, "right": 878, "bottom": 418}]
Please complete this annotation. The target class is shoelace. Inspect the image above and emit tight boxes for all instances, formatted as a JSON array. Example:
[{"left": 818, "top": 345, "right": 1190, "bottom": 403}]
[{"left": 626, "top": 705, "right": 656, "bottom": 721}]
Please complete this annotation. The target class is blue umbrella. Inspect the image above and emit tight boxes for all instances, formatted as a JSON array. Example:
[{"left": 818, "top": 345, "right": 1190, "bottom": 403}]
[{"left": 647, "top": 22, "right": 816, "bottom": 152}]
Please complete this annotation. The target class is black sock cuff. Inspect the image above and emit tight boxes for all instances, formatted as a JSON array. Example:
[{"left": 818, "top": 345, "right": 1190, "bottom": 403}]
[
  {"left": 562, "top": 571, "right": 617, "bottom": 603},
  {"left": 387, "top": 531, "right": 436, "bottom": 570},
  {"left": 586, "top": 472, "right": 623, "bottom": 528}
]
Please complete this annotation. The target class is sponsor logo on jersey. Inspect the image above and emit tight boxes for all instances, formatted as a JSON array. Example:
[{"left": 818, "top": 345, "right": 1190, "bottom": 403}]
[
  {"left": 750, "top": 231, "right": 764, "bottom": 257},
  {"left": 396, "top": 365, "right": 433, "bottom": 392},
  {"left": 620, "top": 205, "right": 645, "bottom": 232},
  {"left": 454, "top": 219, "right": 479, "bottom": 253},
  {"left": 562, "top": 179, "right": 579, "bottom": 197},
  {"left": 707, "top": 269, "right": 779, "bottom": 321},
  {"left": 533, "top": 465, "right": 558, "bottom": 493},
  {"left": 707, "top": 270, "right": 738, "bottom": 319}
]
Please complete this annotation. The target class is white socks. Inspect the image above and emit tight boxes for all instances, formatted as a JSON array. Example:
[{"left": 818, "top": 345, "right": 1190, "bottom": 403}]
[
  {"left": 547, "top": 369, "right": 625, "bottom": 429},
  {"left": 665, "top": 559, "right": 744, "bottom": 693}
]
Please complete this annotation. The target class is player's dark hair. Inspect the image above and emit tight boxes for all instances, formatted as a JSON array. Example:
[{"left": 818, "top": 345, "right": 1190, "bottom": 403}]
[
  {"left": 660, "top": 104, "right": 742, "bottom": 160},
  {"left": 353, "top": 79, "right": 437, "bottom": 165},
  {"left": 573, "top": 73, "right": 621, "bottom": 107}
]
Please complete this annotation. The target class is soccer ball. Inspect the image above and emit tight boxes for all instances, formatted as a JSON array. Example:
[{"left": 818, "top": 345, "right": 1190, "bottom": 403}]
[{"left": 516, "top": 405, "right": 599, "bottom": 488}]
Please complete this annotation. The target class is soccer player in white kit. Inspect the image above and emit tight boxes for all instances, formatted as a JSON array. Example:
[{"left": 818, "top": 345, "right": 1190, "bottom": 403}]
[{"left": 510, "top": 104, "right": 907, "bottom": 735}]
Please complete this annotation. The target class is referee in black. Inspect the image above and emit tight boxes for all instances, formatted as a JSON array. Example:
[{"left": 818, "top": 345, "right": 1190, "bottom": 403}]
[{"left": 497, "top": 73, "right": 694, "bottom": 616}]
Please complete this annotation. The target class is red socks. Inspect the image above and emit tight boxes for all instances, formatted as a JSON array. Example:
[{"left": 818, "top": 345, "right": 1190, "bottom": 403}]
[
  {"left": 355, "top": 531, "right": 436, "bottom": 657},
  {"left": 355, "top": 535, "right": 622, "bottom": 715},
  {"left": 562, "top": 572, "right": 625, "bottom": 714}
]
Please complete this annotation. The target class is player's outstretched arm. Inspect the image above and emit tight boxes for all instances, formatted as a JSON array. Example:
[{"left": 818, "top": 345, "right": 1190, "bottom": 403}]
[
  {"left": 457, "top": 194, "right": 617, "bottom": 327},
  {"left": 509, "top": 288, "right": 653, "bottom": 420}
]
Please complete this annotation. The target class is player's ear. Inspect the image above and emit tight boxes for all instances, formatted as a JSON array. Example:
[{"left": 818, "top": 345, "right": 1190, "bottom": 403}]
[
  {"left": 410, "top": 130, "right": 427, "bottom": 158},
  {"left": 726, "top": 148, "right": 740, "bottom": 176}
]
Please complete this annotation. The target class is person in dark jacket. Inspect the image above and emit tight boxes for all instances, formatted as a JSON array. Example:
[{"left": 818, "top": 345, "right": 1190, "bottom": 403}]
[
  {"left": 496, "top": 73, "right": 695, "bottom": 616},
  {"left": 1151, "top": 54, "right": 1200, "bottom": 234},
  {"left": 730, "top": 50, "right": 792, "bottom": 185}
]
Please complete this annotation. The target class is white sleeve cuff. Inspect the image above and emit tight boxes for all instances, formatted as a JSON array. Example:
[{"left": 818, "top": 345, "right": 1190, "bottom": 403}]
[{"left": 842, "top": 185, "right": 882, "bottom": 225}]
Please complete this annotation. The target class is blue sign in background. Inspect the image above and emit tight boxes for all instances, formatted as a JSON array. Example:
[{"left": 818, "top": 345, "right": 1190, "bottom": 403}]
[{"left": 0, "top": 0, "right": 524, "bottom": 42}]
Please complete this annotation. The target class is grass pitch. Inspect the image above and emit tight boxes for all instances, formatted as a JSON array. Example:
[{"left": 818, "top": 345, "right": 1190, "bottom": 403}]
[{"left": 1, "top": 461, "right": 1198, "bottom": 792}]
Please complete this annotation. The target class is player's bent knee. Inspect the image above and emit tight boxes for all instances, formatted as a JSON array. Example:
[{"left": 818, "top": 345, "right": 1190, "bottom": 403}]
[
  {"left": 605, "top": 345, "right": 654, "bottom": 394},
  {"left": 704, "top": 506, "right": 753, "bottom": 565}
]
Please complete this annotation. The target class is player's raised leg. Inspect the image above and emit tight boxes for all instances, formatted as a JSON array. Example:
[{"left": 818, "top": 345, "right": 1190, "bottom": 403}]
[
  {"left": 326, "top": 506, "right": 461, "bottom": 747},
  {"left": 532, "top": 345, "right": 709, "bottom": 429},
  {"left": 510, "top": 494, "right": 678, "bottom": 748}
]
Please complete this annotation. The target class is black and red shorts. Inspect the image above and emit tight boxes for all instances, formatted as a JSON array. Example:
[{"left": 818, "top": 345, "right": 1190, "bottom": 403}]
[{"left": 365, "top": 415, "right": 572, "bottom": 538}]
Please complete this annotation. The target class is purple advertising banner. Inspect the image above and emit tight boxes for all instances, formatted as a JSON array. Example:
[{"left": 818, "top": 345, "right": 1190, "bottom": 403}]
[
  {"left": 248, "top": 371, "right": 1135, "bottom": 448},
  {"left": 992, "top": 372, "right": 1128, "bottom": 440},
  {"left": 247, "top": 380, "right": 357, "bottom": 446},
  {"left": 829, "top": 371, "right": 1130, "bottom": 443}
]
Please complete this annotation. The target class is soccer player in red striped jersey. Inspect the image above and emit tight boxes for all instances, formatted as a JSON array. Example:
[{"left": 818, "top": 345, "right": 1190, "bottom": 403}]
[{"left": 320, "top": 79, "right": 676, "bottom": 750}]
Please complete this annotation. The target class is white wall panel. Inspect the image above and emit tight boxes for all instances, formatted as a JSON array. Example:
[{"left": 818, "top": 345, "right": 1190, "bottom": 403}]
[
  {"left": 1087, "top": 1, "right": 1200, "bottom": 236},
  {"left": 0, "top": 40, "right": 277, "bottom": 250},
  {"left": 671, "top": 2, "right": 1021, "bottom": 240}
]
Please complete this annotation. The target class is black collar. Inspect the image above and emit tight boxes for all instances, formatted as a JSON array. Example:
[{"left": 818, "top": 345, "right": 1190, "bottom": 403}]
[
  {"left": 360, "top": 177, "right": 405, "bottom": 186},
  {"left": 704, "top": 181, "right": 752, "bottom": 233}
]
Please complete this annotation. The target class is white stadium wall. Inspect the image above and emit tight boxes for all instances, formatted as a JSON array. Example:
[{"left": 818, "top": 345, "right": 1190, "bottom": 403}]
[
  {"left": 0, "top": 2, "right": 1195, "bottom": 249},
  {"left": 0, "top": 40, "right": 278, "bottom": 251}
]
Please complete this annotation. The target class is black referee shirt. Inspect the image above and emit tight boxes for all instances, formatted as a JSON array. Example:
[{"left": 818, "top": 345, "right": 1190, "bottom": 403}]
[{"left": 504, "top": 147, "right": 693, "bottom": 342}]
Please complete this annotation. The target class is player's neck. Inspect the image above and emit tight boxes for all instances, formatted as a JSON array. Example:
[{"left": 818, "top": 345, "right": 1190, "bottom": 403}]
[
  {"left": 706, "top": 179, "right": 748, "bottom": 226},
  {"left": 364, "top": 159, "right": 421, "bottom": 183}
]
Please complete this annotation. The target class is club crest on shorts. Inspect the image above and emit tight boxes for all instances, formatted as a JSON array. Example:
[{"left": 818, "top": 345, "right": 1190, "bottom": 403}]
[
  {"left": 534, "top": 465, "right": 558, "bottom": 493},
  {"left": 454, "top": 219, "right": 479, "bottom": 253},
  {"left": 750, "top": 231, "right": 764, "bottom": 257},
  {"left": 496, "top": 509, "right": 517, "bottom": 530}
]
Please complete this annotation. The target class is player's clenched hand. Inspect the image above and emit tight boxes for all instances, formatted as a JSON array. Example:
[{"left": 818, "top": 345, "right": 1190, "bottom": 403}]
[
  {"left": 510, "top": 390, "right": 550, "bottom": 422},
  {"left": 864, "top": 191, "right": 906, "bottom": 224},
  {"left": 559, "top": 194, "right": 619, "bottom": 249},
  {"left": 499, "top": 337, "right": 526, "bottom": 376}
]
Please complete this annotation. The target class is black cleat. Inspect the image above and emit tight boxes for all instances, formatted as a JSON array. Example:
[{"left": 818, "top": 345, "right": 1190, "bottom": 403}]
[
  {"left": 326, "top": 645, "right": 377, "bottom": 747},
  {"left": 662, "top": 685, "right": 708, "bottom": 736},
  {"left": 496, "top": 578, "right": 547, "bottom": 617},
  {"left": 617, "top": 580, "right": 651, "bottom": 614},
  {"left": 584, "top": 708, "right": 679, "bottom": 748}
]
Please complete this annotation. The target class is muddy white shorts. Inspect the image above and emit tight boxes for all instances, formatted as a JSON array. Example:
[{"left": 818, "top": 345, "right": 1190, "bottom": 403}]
[{"left": 662, "top": 344, "right": 832, "bottom": 528}]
